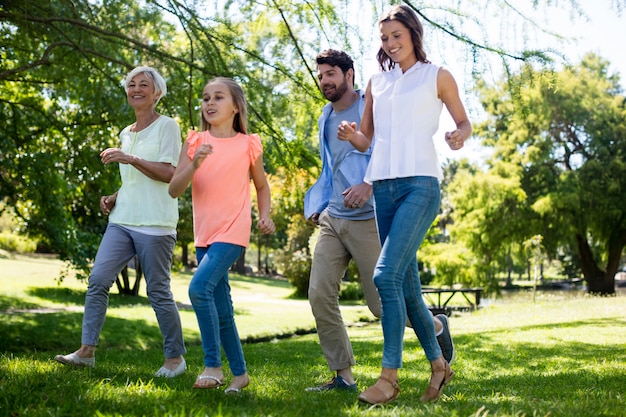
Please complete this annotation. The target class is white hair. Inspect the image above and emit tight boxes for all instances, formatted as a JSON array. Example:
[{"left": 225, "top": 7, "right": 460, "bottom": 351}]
[{"left": 123, "top": 66, "right": 167, "bottom": 107}]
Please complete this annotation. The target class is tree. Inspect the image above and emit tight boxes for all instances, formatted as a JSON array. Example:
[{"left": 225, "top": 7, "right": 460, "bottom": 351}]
[
  {"left": 442, "top": 161, "right": 532, "bottom": 292},
  {"left": 0, "top": 0, "right": 332, "bottom": 282},
  {"left": 1, "top": 0, "right": 189, "bottom": 279},
  {"left": 475, "top": 53, "right": 626, "bottom": 295},
  {"left": 2, "top": 0, "right": 621, "bottom": 293}
]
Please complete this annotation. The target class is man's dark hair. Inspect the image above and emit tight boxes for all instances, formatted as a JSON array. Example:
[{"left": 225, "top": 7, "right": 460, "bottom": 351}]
[{"left": 316, "top": 49, "right": 354, "bottom": 75}]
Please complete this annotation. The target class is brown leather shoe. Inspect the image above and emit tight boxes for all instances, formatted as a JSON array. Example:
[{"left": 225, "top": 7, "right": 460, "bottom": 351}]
[
  {"left": 419, "top": 361, "right": 454, "bottom": 402},
  {"left": 358, "top": 376, "right": 400, "bottom": 405}
]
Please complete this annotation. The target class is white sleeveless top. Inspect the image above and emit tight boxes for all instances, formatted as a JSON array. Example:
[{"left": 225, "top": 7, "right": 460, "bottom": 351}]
[{"left": 365, "top": 62, "right": 443, "bottom": 183}]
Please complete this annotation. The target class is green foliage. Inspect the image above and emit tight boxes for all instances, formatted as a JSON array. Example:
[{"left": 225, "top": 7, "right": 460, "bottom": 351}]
[
  {"left": 1, "top": 0, "right": 183, "bottom": 274},
  {"left": 1, "top": 0, "right": 337, "bottom": 279},
  {"left": 339, "top": 280, "right": 364, "bottom": 301},
  {"left": 275, "top": 248, "right": 311, "bottom": 298},
  {"left": 0, "top": 232, "right": 37, "bottom": 253},
  {"left": 474, "top": 53, "right": 626, "bottom": 294},
  {"left": 3, "top": 0, "right": 625, "bottom": 297},
  {"left": 345, "top": 258, "right": 359, "bottom": 282},
  {"left": 420, "top": 242, "right": 475, "bottom": 287}
]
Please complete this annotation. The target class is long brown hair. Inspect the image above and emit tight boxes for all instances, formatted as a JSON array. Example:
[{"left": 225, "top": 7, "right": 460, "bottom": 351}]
[{"left": 376, "top": 4, "right": 429, "bottom": 71}]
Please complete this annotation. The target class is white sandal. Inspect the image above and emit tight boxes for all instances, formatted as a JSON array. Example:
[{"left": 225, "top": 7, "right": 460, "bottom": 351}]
[
  {"left": 54, "top": 352, "right": 95, "bottom": 368},
  {"left": 193, "top": 375, "right": 223, "bottom": 389},
  {"left": 155, "top": 358, "right": 186, "bottom": 378},
  {"left": 225, "top": 374, "right": 249, "bottom": 394}
]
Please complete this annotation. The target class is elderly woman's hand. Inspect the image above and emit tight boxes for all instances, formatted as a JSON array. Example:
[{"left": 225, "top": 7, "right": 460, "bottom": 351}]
[{"left": 100, "top": 194, "right": 116, "bottom": 215}]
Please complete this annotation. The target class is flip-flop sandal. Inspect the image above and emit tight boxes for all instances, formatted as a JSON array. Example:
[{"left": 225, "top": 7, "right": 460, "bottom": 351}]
[
  {"left": 193, "top": 375, "right": 224, "bottom": 389},
  {"left": 224, "top": 374, "right": 250, "bottom": 394}
]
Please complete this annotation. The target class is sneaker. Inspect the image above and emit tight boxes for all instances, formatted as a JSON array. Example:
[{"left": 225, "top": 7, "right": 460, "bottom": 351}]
[
  {"left": 305, "top": 375, "right": 357, "bottom": 392},
  {"left": 436, "top": 314, "right": 455, "bottom": 365}
]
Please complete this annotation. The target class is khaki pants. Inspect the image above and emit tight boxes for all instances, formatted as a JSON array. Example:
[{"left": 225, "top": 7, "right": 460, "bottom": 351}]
[{"left": 308, "top": 211, "right": 381, "bottom": 371}]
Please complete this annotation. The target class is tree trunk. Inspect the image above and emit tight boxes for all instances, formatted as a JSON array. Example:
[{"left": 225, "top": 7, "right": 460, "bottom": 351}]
[
  {"left": 505, "top": 248, "right": 512, "bottom": 287},
  {"left": 181, "top": 242, "right": 189, "bottom": 270},
  {"left": 576, "top": 234, "right": 616, "bottom": 295},
  {"left": 585, "top": 271, "right": 616, "bottom": 294},
  {"left": 114, "top": 256, "right": 143, "bottom": 296},
  {"left": 230, "top": 249, "right": 247, "bottom": 274},
  {"left": 131, "top": 260, "right": 142, "bottom": 296},
  {"left": 257, "top": 237, "right": 262, "bottom": 273}
]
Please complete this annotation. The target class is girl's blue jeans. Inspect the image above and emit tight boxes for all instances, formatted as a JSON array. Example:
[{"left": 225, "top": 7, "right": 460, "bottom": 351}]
[
  {"left": 190, "top": 243, "right": 246, "bottom": 376},
  {"left": 372, "top": 176, "right": 443, "bottom": 369}
]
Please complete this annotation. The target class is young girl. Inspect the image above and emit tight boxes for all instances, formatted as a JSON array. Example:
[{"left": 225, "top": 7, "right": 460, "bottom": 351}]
[
  {"left": 338, "top": 4, "right": 471, "bottom": 405},
  {"left": 169, "top": 77, "right": 275, "bottom": 392}
]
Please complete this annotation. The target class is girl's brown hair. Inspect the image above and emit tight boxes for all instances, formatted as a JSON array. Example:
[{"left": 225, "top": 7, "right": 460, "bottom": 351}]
[{"left": 200, "top": 77, "right": 248, "bottom": 134}]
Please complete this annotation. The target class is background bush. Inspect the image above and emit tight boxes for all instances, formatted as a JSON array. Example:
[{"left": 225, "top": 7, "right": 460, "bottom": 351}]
[
  {"left": 275, "top": 248, "right": 311, "bottom": 297},
  {"left": 339, "top": 281, "right": 364, "bottom": 301},
  {"left": 0, "top": 232, "right": 37, "bottom": 253}
]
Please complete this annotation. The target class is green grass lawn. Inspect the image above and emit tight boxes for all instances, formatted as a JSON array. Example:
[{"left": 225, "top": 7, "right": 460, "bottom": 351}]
[{"left": 1, "top": 252, "right": 625, "bottom": 417}]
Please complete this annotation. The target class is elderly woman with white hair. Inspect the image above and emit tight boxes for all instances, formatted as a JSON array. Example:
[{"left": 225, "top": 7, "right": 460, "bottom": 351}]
[{"left": 55, "top": 66, "right": 187, "bottom": 378}]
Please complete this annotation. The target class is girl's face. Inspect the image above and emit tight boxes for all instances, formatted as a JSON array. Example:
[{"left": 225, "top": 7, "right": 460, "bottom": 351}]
[
  {"left": 202, "top": 82, "right": 238, "bottom": 128},
  {"left": 379, "top": 20, "right": 416, "bottom": 69},
  {"left": 127, "top": 73, "right": 159, "bottom": 110}
]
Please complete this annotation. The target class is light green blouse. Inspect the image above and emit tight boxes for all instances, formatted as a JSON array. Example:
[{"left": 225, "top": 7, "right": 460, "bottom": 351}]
[{"left": 108, "top": 116, "right": 182, "bottom": 231}]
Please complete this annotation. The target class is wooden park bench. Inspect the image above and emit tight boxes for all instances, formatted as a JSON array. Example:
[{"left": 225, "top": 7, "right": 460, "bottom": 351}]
[{"left": 422, "top": 287, "right": 483, "bottom": 316}]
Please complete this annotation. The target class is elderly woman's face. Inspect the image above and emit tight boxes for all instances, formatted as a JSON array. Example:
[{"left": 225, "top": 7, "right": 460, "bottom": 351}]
[{"left": 126, "top": 73, "right": 159, "bottom": 108}]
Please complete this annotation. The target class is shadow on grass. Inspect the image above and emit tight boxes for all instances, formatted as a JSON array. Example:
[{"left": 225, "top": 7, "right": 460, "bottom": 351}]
[
  {"left": 26, "top": 286, "right": 153, "bottom": 307},
  {"left": 0, "top": 307, "right": 201, "bottom": 353},
  {"left": 343, "top": 321, "right": 626, "bottom": 415},
  {"left": 352, "top": 316, "right": 626, "bottom": 367},
  {"left": 229, "top": 273, "right": 293, "bottom": 289},
  {"left": 175, "top": 269, "right": 294, "bottom": 290},
  {"left": 2, "top": 312, "right": 625, "bottom": 416},
  {"left": 0, "top": 294, "right": 41, "bottom": 311}
]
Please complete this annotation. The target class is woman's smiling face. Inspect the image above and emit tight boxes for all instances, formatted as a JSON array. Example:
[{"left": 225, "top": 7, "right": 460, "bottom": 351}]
[
  {"left": 127, "top": 73, "right": 158, "bottom": 109},
  {"left": 379, "top": 20, "right": 416, "bottom": 69}
]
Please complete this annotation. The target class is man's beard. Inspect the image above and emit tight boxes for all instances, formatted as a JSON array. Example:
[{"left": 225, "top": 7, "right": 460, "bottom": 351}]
[{"left": 324, "top": 78, "right": 349, "bottom": 102}]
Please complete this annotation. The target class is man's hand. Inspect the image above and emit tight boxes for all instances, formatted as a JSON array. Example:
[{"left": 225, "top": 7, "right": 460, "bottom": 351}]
[{"left": 342, "top": 183, "right": 373, "bottom": 209}]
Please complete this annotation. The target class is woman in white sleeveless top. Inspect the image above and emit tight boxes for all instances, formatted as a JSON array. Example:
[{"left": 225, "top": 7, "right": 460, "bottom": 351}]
[{"left": 338, "top": 4, "right": 472, "bottom": 405}]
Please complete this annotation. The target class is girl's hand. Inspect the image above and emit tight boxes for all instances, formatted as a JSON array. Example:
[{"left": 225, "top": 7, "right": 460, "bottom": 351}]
[
  {"left": 337, "top": 121, "right": 357, "bottom": 141},
  {"left": 257, "top": 217, "right": 275, "bottom": 234},
  {"left": 192, "top": 143, "right": 213, "bottom": 169}
]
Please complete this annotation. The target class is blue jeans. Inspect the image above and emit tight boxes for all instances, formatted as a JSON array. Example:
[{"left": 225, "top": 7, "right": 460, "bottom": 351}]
[
  {"left": 190, "top": 243, "right": 246, "bottom": 376},
  {"left": 372, "top": 176, "right": 442, "bottom": 368}
]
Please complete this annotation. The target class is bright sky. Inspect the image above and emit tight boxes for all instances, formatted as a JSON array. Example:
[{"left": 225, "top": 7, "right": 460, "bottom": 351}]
[{"left": 351, "top": 2, "right": 626, "bottom": 164}]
